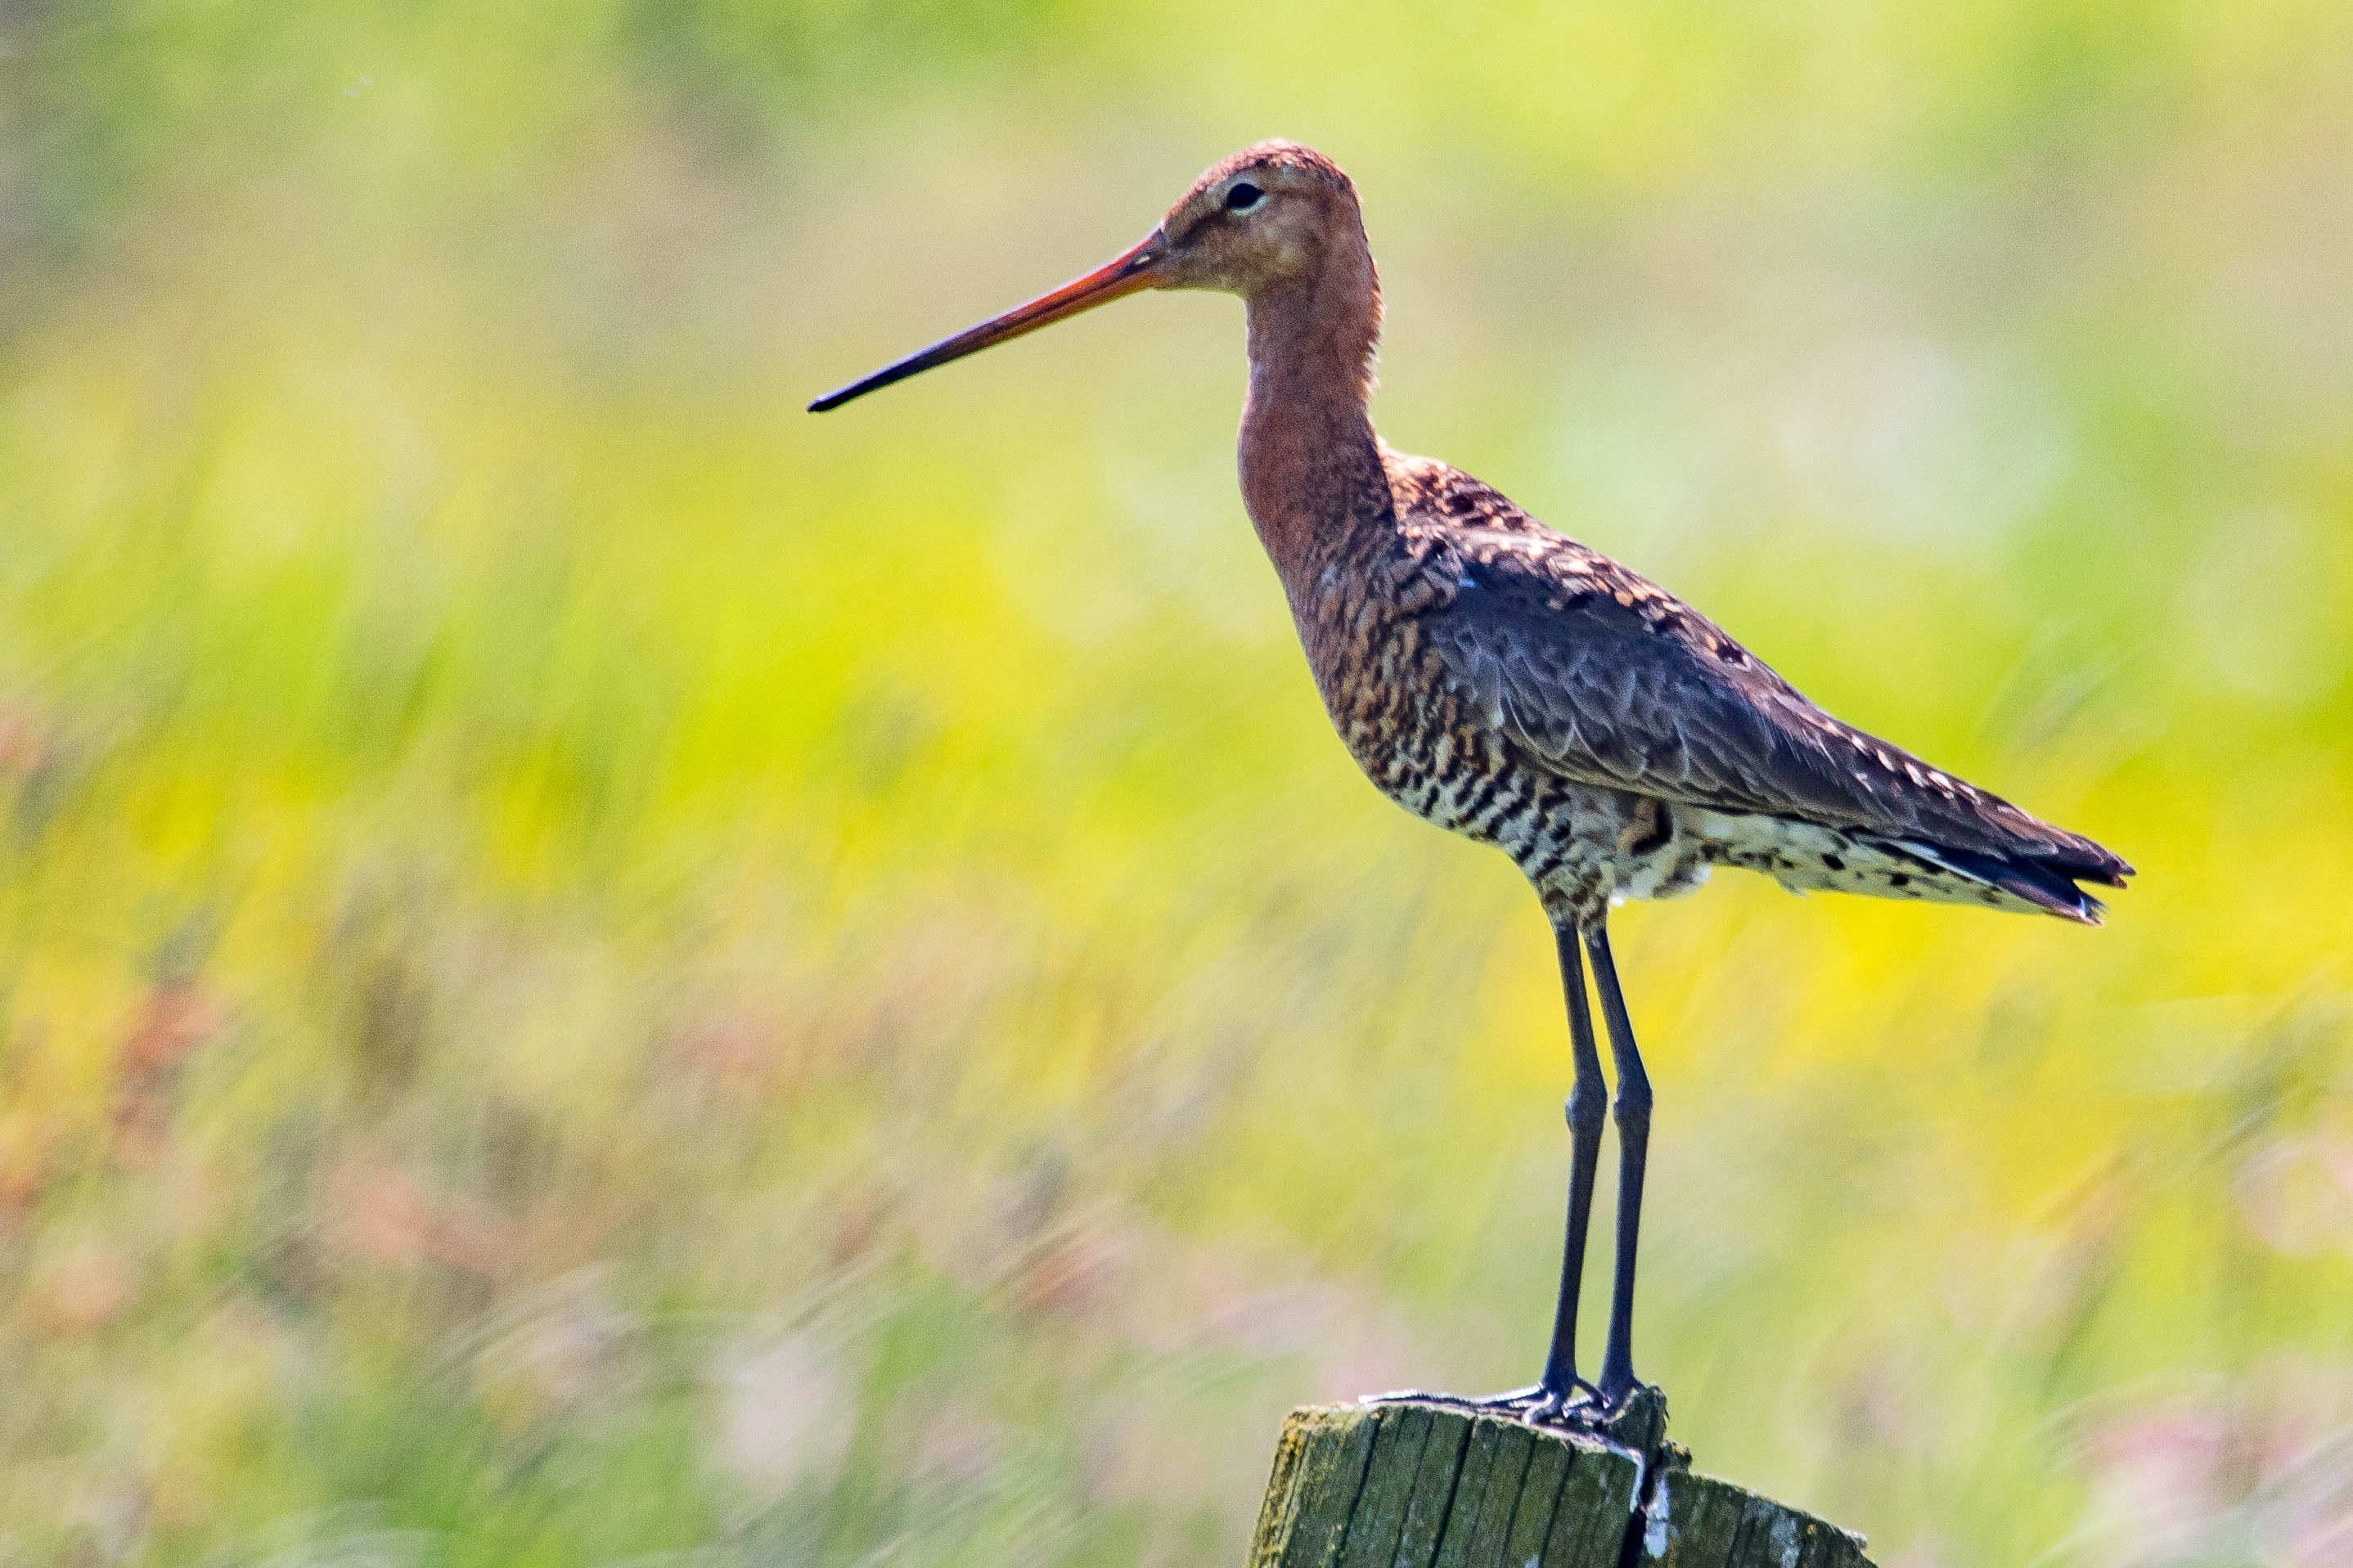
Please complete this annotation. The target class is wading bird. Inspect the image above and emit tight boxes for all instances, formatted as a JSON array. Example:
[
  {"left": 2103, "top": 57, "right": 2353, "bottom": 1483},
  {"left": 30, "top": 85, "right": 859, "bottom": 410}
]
[{"left": 810, "top": 142, "right": 2130, "bottom": 1424}]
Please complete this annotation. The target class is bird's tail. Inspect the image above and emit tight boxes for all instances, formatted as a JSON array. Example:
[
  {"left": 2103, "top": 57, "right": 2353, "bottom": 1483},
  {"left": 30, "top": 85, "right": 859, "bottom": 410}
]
[{"left": 1892, "top": 838, "right": 2131, "bottom": 925}]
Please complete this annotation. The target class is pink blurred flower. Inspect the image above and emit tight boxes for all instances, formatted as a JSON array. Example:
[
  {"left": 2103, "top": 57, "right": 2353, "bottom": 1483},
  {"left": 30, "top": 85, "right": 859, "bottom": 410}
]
[{"left": 710, "top": 1331, "right": 857, "bottom": 1501}]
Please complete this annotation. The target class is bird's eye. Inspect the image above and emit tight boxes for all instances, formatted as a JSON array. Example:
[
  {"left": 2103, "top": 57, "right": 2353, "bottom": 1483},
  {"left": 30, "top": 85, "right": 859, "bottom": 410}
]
[{"left": 1225, "top": 182, "right": 1264, "bottom": 213}]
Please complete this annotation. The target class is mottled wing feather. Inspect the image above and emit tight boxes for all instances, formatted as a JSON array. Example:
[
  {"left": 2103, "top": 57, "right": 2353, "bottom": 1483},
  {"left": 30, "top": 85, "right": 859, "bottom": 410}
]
[{"left": 1405, "top": 508, "right": 2130, "bottom": 885}]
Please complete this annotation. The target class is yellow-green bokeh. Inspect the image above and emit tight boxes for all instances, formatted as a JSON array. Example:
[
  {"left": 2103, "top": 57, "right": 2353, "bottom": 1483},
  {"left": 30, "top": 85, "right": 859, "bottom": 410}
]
[{"left": 2, "top": 2, "right": 2350, "bottom": 1564}]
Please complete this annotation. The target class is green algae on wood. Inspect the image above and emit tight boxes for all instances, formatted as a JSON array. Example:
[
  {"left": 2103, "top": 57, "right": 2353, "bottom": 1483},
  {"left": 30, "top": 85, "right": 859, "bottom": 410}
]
[
  {"left": 1246, "top": 1401, "right": 1873, "bottom": 1568},
  {"left": 1641, "top": 1467, "right": 1871, "bottom": 1567}
]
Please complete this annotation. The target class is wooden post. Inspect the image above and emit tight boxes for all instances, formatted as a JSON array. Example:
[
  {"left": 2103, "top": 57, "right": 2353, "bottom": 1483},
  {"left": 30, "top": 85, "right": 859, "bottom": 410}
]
[{"left": 1245, "top": 1393, "right": 1873, "bottom": 1568}]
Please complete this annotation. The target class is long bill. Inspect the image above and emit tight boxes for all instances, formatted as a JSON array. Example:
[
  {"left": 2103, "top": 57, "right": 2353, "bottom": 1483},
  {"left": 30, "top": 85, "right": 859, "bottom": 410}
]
[{"left": 808, "top": 231, "right": 1166, "bottom": 412}]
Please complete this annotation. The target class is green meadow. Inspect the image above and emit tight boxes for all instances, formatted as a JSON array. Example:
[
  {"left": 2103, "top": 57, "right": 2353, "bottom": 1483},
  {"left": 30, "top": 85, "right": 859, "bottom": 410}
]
[{"left": 2, "top": 2, "right": 2350, "bottom": 1563}]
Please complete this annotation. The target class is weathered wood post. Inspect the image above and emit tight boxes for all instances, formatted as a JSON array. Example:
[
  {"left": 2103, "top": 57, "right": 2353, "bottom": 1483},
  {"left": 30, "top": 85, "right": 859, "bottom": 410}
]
[{"left": 1245, "top": 1391, "right": 1872, "bottom": 1567}]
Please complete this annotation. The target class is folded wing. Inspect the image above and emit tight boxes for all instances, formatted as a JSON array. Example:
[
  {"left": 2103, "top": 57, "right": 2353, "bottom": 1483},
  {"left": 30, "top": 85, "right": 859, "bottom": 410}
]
[{"left": 1414, "top": 526, "right": 2131, "bottom": 916}]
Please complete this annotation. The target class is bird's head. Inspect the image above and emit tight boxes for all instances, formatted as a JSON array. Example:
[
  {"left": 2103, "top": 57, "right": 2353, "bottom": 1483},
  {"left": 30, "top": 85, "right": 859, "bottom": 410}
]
[
  {"left": 809, "top": 141, "right": 1367, "bottom": 412},
  {"left": 1152, "top": 141, "right": 1365, "bottom": 297}
]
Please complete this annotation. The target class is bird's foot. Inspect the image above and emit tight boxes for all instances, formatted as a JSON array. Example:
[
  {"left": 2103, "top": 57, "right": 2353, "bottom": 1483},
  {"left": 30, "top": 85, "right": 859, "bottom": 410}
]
[
  {"left": 1364, "top": 1377, "right": 1671, "bottom": 1455},
  {"left": 1521, "top": 1381, "right": 1608, "bottom": 1427},
  {"left": 1360, "top": 1379, "right": 1607, "bottom": 1430}
]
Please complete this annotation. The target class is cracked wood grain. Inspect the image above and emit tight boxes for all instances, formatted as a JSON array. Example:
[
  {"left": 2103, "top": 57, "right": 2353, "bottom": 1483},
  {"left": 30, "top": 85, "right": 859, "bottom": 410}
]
[{"left": 1245, "top": 1402, "right": 1872, "bottom": 1568}]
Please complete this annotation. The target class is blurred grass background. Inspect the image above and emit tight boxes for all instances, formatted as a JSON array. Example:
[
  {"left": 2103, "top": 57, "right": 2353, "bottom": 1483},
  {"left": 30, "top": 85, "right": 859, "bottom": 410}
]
[{"left": 2, "top": 1, "right": 2351, "bottom": 1563}]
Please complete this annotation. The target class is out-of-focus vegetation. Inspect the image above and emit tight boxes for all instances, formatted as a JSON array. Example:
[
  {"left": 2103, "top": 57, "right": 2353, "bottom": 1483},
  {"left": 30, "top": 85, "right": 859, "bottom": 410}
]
[{"left": 2, "top": 1, "right": 2350, "bottom": 1563}]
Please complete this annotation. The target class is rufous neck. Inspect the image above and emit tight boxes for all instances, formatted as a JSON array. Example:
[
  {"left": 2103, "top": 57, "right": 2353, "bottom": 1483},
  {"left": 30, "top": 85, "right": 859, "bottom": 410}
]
[{"left": 1237, "top": 235, "right": 1391, "bottom": 582}]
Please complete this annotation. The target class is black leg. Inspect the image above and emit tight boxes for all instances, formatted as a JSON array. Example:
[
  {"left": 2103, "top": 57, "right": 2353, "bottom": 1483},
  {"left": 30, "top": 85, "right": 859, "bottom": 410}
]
[
  {"left": 1361, "top": 914, "right": 1609, "bottom": 1426},
  {"left": 1536, "top": 919, "right": 1607, "bottom": 1411},
  {"left": 1584, "top": 920, "right": 1652, "bottom": 1407}
]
